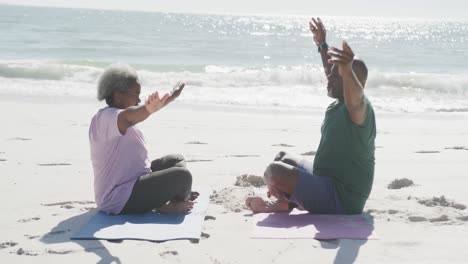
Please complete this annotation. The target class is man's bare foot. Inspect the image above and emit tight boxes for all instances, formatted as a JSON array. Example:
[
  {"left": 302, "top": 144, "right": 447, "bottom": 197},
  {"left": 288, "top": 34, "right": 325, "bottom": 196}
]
[
  {"left": 245, "top": 196, "right": 289, "bottom": 213},
  {"left": 158, "top": 200, "right": 194, "bottom": 214},
  {"left": 189, "top": 191, "right": 199, "bottom": 201}
]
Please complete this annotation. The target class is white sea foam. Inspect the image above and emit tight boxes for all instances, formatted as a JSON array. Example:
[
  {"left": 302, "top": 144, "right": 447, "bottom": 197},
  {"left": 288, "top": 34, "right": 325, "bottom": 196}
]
[{"left": 1, "top": 60, "right": 466, "bottom": 113}]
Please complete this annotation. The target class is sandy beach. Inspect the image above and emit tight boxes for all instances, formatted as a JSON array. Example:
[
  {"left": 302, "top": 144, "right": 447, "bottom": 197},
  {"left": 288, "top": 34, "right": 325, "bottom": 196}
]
[{"left": 0, "top": 94, "right": 467, "bottom": 263}]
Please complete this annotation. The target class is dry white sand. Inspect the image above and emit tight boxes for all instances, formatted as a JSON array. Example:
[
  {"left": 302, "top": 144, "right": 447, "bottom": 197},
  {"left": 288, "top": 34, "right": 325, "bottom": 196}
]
[{"left": 1, "top": 95, "right": 467, "bottom": 263}]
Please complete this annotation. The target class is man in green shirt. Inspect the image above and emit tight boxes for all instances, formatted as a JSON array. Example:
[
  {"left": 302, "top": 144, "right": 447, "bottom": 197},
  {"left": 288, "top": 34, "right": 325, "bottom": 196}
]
[{"left": 246, "top": 17, "right": 376, "bottom": 215}]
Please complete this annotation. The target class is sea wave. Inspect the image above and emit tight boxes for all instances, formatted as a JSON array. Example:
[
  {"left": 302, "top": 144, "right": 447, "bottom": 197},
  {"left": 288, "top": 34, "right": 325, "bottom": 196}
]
[
  {"left": 0, "top": 60, "right": 467, "bottom": 96},
  {"left": 0, "top": 60, "right": 467, "bottom": 113}
]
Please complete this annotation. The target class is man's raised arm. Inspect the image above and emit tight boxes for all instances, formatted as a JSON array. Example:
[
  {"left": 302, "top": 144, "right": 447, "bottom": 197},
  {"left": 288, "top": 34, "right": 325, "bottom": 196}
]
[
  {"left": 328, "top": 41, "right": 367, "bottom": 125},
  {"left": 309, "top": 17, "right": 332, "bottom": 76}
]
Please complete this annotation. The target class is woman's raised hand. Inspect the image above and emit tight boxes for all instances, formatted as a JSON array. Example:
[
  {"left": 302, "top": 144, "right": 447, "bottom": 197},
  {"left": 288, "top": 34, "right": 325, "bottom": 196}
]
[{"left": 145, "top": 91, "right": 170, "bottom": 114}]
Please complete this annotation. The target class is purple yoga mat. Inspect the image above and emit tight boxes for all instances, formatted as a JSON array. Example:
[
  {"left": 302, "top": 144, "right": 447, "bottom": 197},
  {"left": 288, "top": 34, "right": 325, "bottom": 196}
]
[{"left": 252, "top": 209, "right": 376, "bottom": 240}]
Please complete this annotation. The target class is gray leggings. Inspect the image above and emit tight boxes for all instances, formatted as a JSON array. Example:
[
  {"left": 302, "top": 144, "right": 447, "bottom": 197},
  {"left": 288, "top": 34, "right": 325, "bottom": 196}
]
[{"left": 119, "top": 154, "right": 192, "bottom": 214}]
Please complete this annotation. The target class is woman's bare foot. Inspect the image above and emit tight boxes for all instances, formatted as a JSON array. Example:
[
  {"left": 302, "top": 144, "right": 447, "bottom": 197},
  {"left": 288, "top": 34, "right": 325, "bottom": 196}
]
[
  {"left": 158, "top": 200, "right": 194, "bottom": 214},
  {"left": 245, "top": 196, "right": 289, "bottom": 213}
]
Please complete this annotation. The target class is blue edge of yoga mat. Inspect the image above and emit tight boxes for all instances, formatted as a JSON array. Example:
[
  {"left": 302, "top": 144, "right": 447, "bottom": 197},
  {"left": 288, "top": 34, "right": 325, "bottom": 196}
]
[{"left": 71, "top": 190, "right": 209, "bottom": 242}]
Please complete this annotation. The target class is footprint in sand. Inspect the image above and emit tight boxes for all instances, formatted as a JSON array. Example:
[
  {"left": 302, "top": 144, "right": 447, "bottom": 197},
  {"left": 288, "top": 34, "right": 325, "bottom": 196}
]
[
  {"left": 12, "top": 248, "right": 38, "bottom": 256},
  {"left": 301, "top": 151, "right": 316, "bottom": 156},
  {"left": 46, "top": 249, "right": 74, "bottom": 255},
  {"left": 24, "top": 235, "right": 40, "bottom": 240},
  {"left": 456, "top": 216, "right": 468, "bottom": 222},
  {"left": 186, "top": 159, "right": 214, "bottom": 163},
  {"left": 37, "top": 163, "right": 71, "bottom": 166},
  {"left": 0, "top": 159, "right": 6, "bottom": 162},
  {"left": 185, "top": 141, "right": 208, "bottom": 145},
  {"left": 204, "top": 215, "right": 216, "bottom": 221},
  {"left": 272, "top": 143, "right": 295, "bottom": 147},
  {"left": 18, "top": 217, "right": 40, "bottom": 223},
  {"left": 60, "top": 204, "right": 73, "bottom": 209},
  {"left": 226, "top": 154, "right": 260, "bottom": 158},
  {"left": 8, "top": 137, "right": 32, "bottom": 141},
  {"left": 414, "top": 150, "right": 440, "bottom": 154},
  {"left": 42, "top": 200, "right": 95, "bottom": 210},
  {"left": 366, "top": 209, "right": 381, "bottom": 214},
  {"left": 444, "top": 146, "right": 468, "bottom": 150},
  {"left": 1, "top": 241, "right": 18, "bottom": 249},
  {"left": 201, "top": 232, "right": 210, "bottom": 239},
  {"left": 159, "top": 250, "right": 178, "bottom": 257},
  {"left": 417, "top": 196, "right": 466, "bottom": 210},
  {"left": 408, "top": 216, "right": 427, "bottom": 222},
  {"left": 429, "top": 215, "right": 450, "bottom": 222},
  {"left": 367, "top": 209, "right": 405, "bottom": 221},
  {"left": 387, "top": 178, "right": 414, "bottom": 189}
]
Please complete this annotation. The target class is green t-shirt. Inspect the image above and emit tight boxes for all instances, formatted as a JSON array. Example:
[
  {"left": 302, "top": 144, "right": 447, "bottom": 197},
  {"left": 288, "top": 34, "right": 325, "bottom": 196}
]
[{"left": 313, "top": 98, "right": 376, "bottom": 214}]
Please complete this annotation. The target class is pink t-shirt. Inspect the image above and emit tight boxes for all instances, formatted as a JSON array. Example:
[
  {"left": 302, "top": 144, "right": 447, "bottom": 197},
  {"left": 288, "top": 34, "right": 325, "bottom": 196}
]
[{"left": 89, "top": 107, "right": 151, "bottom": 214}]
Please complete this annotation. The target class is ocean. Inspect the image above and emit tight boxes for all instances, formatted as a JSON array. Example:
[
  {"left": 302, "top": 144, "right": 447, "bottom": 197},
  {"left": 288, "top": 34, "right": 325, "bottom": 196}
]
[{"left": 1, "top": 4, "right": 467, "bottom": 113}]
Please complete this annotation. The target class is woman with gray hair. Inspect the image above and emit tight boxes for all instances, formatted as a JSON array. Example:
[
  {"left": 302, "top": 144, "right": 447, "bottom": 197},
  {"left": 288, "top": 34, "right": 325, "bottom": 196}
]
[{"left": 89, "top": 64, "right": 198, "bottom": 215}]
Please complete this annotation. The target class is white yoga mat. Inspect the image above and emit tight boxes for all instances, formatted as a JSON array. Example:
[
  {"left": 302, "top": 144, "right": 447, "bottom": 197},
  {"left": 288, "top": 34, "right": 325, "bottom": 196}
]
[{"left": 71, "top": 190, "right": 209, "bottom": 242}]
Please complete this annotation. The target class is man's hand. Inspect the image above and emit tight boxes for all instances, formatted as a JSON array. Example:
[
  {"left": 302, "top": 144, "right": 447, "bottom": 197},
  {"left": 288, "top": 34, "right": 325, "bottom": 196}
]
[
  {"left": 310, "top": 17, "right": 332, "bottom": 75},
  {"left": 327, "top": 40, "right": 355, "bottom": 77},
  {"left": 309, "top": 17, "right": 326, "bottom": 46},
  {"left": 145, "top": 91, "right": 169, "bottom": 114}
]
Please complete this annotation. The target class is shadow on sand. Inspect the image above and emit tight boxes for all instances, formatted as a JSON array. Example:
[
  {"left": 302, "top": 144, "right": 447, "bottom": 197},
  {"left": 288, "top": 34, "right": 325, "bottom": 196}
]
[
  {"left": 40, "top": 210, "right": 122, "bottom": 264},
  {"left": 256, "top": 211, "right": 375, "bottom": 264},
  {"left": 318, "top": 213, "right": 375, "bottom": 264}
]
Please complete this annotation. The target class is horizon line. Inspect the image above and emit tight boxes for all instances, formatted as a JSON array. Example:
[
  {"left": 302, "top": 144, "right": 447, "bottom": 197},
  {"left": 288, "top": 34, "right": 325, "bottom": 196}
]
[{"left": 2, "top": 3, "right": 468, "bottom": 22}]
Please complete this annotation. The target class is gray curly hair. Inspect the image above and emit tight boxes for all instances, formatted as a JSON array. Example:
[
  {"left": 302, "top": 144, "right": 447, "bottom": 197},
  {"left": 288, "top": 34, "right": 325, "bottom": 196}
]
[{"left": 97, "top": 64, "right": 139, "bottom": 105}]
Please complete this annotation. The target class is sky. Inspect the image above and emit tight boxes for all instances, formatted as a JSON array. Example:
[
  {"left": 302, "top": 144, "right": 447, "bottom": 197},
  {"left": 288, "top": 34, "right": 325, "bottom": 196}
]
[{"left": 0, "top": 0, "right": 467, "bottom": 19}]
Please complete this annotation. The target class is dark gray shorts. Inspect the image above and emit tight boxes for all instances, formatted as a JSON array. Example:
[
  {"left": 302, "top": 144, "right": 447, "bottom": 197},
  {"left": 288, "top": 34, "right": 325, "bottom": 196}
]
[
  {"left": 289, "top": 159, "right": 345, "bottom": 214},
  {"left": 119, "top": 154, "right": 192, "bottom": 215}
]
